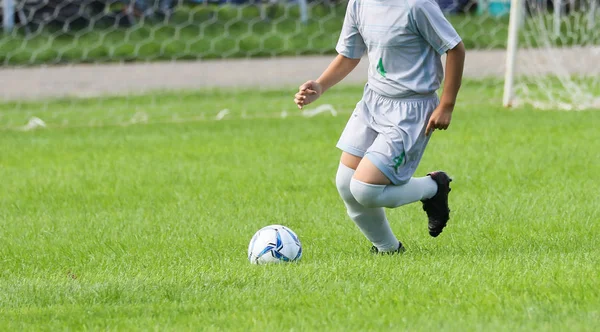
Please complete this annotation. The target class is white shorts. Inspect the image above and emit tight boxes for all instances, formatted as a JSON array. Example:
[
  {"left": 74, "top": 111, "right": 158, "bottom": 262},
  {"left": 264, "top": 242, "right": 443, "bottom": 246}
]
[{"left": 336, "top": 85, "right": 438, "bottom": 185}]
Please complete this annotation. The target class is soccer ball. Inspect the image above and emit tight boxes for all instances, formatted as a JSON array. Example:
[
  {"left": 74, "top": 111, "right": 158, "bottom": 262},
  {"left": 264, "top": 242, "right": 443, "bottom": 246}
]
[{"left": 248, "top": 225, "right": 302, "bottom": 265}]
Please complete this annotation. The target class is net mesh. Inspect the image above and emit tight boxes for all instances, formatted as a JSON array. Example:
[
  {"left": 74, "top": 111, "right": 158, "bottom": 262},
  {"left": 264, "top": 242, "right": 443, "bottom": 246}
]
[
  {"left": 0, "top": 0, "right": 598, "bottom": 130},
  {"left": 512, "top": 0, "right": 600, "bottom": 110}
]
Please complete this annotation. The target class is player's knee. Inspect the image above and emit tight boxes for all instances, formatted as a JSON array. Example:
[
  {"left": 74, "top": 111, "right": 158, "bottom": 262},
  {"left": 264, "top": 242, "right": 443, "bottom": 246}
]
[
  {"left": 349, "top": 178, "right": 380, "bottom": 208},
  {"left": 335, "top": 163, "right": 355, "bottom": 203}
]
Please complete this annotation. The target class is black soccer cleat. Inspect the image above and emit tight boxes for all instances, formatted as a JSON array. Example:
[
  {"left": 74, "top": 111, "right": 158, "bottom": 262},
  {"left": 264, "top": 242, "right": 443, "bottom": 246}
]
[
  {"left": 370, "top": 242, "right": 406, "bottom": 255},
  {"left": 422, "top": 171, "right": 452, "bottom": 238}
]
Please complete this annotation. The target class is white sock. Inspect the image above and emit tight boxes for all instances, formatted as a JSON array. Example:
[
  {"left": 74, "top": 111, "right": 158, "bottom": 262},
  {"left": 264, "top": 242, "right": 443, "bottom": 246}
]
[
  {"left": 336, "top": 163, "right": 400, "bottom": 252},
  {"left": 349, "top": 177, "right": 438, "bottom": 209}
]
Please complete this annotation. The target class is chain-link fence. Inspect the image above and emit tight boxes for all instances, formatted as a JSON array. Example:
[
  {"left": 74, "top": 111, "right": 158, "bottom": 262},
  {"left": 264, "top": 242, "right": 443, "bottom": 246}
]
[{"left": 0, "top": 0, "right": 598, "bottom": 129}]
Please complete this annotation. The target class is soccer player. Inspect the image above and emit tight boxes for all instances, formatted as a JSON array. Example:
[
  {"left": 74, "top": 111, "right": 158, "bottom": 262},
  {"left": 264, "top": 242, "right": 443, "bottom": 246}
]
[{"left": 294, "top": 0, "right": 465, "bottom": 253}]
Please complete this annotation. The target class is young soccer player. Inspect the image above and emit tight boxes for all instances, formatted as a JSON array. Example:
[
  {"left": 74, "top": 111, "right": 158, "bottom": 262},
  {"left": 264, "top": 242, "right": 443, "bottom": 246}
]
[{"left": 294, "top": 0, "right": 465, "bottom": 253}]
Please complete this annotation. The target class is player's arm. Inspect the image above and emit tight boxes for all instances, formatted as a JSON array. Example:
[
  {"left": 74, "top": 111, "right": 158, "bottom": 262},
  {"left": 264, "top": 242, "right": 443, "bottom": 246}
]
[
  {"left": 425, "top": 41, "right": 465, "bottom": 135},
  {"left": 411, "top": 0, "right": 465, "bottom": 135},
  {"left": 317, "top": 54, "right": 361, "bottom": 93},
  {"left": 440, "top": 41, "right": 465, "bottom": 110},
  {"left": 294, "top": 55, "right": 361, "bottom": 109},
  {"left": 294, "top": 0, "right": 365, "bottom": 110}
]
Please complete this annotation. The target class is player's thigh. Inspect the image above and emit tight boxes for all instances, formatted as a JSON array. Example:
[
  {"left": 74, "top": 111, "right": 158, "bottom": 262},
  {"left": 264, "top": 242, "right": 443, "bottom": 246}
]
[
  {"left": 340, "top": 152, "right": 362, "bottom": 170},
  {"left": 360, "top": 133, "right": 419, "bottom": 185},
  {"left": 353, "top": 155, "right": 391, "bottom": 185},
  {"left": 336, "top": 100, "right": 377, "bottom": 170},
  {"left": 357, "top": 97, "right": 438, "bottom": 185}
]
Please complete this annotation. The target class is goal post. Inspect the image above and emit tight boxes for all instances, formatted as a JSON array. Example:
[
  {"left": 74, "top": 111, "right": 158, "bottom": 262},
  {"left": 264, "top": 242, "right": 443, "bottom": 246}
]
[
  {"left": 503, "top": 0, "right": 522, "bottom": 107},
  {"left": 502, "top": 0, "right": 600, "bottom": 110}
]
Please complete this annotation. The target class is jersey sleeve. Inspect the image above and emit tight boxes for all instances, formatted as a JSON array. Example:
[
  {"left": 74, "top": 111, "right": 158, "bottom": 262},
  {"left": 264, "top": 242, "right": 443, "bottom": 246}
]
[
  {"left": 335, "top": 0, "right": 367, "bottom": 59},
  {"left": 410, "top": 0, "right": 462, "bottom": 55}
]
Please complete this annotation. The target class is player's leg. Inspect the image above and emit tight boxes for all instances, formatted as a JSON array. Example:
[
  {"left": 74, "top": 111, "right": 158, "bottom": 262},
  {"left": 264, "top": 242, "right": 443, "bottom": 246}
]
[
  {"left": 350, "top": 159, "right": 451, "bottom": 237},
  {"left": 348, "top": 96, "right": 453, "bottom": 237},
  {"left": 336, "top": 153, "right": 402, "bottom": 253},
  {"left": 335, "top": 100, "right": 403, "bottom": 253},
  {"left": 350, "top": 156, "right": 438, "bottom": 208}
]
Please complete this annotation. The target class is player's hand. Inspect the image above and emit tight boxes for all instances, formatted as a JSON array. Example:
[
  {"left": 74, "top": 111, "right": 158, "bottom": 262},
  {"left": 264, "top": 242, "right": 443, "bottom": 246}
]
[
  {"left": 425, "top": 104, "right": 453, "bottom": 136},
  {"left": 294, "top": 80, "right": 322, "bottom": 109}
]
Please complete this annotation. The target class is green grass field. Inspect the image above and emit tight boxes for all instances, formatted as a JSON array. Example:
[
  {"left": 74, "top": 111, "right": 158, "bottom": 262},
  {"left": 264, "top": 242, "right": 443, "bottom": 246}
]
[{"left": 1, "top": 82, "right": 599, "bottom": 330}]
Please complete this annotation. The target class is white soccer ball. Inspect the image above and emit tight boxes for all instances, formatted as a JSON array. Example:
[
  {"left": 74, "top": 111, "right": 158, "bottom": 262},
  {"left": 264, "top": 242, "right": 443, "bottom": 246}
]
[{"left": 248, "top": 225, "right": 302, "bottom": 265}]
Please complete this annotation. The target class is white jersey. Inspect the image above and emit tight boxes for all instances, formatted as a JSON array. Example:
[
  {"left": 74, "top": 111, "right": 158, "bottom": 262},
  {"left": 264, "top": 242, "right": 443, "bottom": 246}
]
[{"left": 335, "top": 0, "right": 462, "bottom": 99}]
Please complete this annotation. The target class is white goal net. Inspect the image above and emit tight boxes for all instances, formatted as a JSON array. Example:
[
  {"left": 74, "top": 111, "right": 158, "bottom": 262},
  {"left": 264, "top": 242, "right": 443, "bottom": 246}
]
[{"left": 504, "top": 0, "right": 600, "bottom": 110}]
